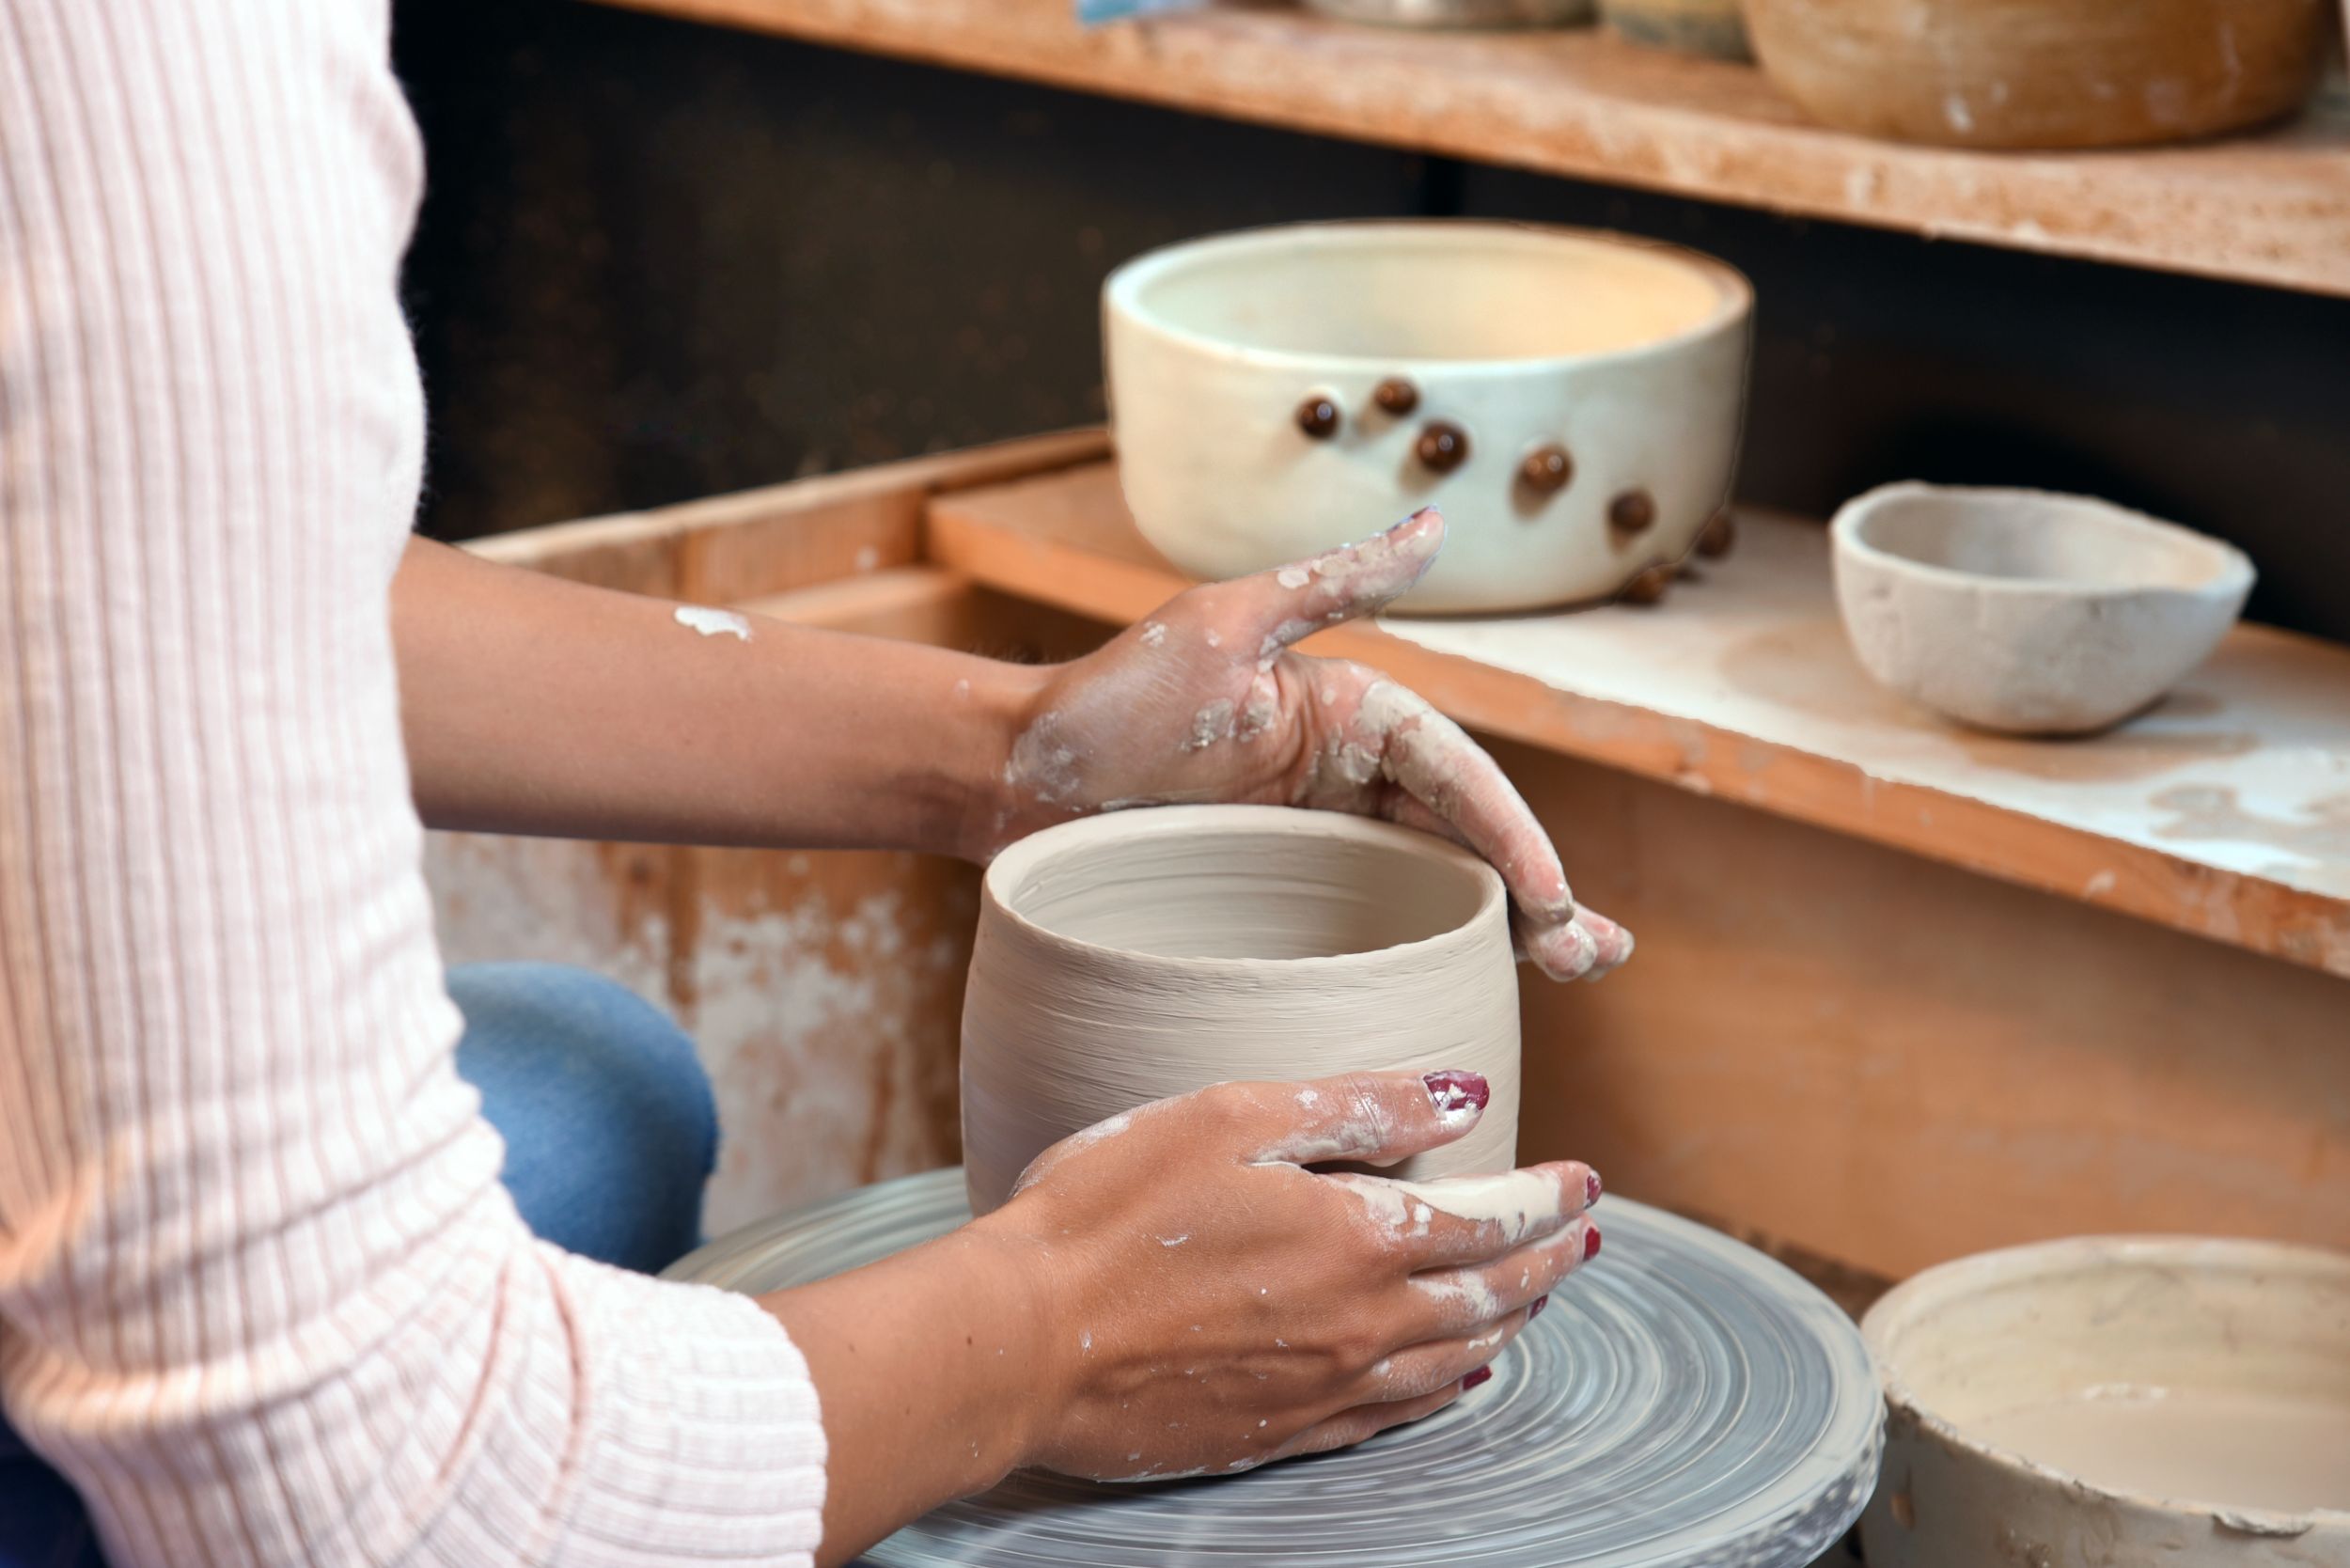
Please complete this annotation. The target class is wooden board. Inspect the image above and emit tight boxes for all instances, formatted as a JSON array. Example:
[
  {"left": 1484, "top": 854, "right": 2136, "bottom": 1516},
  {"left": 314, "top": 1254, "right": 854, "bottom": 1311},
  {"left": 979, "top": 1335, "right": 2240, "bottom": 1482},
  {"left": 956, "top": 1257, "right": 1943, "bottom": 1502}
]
[
  {"left": 584, "top": 0, "right": 2350, "bottom": 298},
  {"left": 924, "top": 462, "right": 2350, "bottom": 979}
]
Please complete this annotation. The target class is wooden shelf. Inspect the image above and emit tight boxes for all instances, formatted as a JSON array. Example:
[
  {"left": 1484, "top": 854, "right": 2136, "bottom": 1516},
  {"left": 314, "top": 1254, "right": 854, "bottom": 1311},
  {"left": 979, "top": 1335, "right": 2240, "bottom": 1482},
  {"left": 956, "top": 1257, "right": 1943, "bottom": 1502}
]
[
  {"left": 925, "top": 461, "right": 2350, "bottom": 980},
  {"left": 590, "top": 0, "right": 2350, "bottom": 297}
]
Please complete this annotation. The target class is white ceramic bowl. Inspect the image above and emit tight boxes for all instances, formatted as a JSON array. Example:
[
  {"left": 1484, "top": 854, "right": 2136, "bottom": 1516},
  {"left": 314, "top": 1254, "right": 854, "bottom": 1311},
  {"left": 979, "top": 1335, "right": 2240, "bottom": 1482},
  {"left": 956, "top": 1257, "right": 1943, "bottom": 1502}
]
[
  {"left": 1831, "top": 482, "right": 2255, "bottom": 735},
  {"left": 1104, "top": 221, "right": 1752, "bottom": 614},
  {"left": 1861, "top": 1236, "right": 2350, "bottom": 1565},
  {"left": 959, "top": 806, "right": 1518, "bottom": 1215}
]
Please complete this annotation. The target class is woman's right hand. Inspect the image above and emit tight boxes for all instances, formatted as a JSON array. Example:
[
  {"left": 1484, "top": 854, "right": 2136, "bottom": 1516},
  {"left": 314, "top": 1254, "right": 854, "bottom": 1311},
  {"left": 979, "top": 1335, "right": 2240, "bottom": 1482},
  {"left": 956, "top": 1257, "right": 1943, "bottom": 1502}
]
[
  {"left": 981, "top": 1068, "right": 1601, "bottom": 1482},
  {"left": 767, "top": 1069, "right": 1600, "bottom": 1565}
]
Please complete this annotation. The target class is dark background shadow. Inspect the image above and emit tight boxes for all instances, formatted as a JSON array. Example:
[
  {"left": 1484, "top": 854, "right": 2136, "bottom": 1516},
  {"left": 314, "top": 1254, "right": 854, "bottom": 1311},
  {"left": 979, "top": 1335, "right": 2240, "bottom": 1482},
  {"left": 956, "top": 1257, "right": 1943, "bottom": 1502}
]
[{"left": 392, "top": 0, "right": 2350, "bottom": 643}]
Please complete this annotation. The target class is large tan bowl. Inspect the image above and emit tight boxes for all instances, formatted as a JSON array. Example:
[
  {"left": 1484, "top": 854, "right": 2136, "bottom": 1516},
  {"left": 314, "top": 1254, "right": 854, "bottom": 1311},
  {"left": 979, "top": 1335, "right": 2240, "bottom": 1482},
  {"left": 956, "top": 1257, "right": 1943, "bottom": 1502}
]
[
  {"left": 1830, "top": 482, "right": 2254, "bottom": 736},
  {"left": 1745, "top": 0, "right": 2329, "bottom": 149},
  {"left": 1104, "top": 221, "right": 1752, "bottom": 614},
  {"left": 1861, "top": 1237, "right": 2350, "bottom": 1565},
  {"left": 959, "top": 806, "right": 1519, "bottom": 1215}
]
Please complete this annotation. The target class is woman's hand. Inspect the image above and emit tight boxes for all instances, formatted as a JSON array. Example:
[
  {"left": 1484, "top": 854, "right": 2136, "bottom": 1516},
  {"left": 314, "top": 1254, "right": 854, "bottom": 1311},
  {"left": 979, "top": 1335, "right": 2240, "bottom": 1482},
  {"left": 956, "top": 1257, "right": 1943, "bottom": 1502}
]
[
  {"left": 763, "top": 1070, "right": 1600, "bottom": 1563},
  {"left": 984, "top": 510, "right": 1631, "bottom": 980},
  {"left": 985, "top": 1068, "right": 1602, "bottom": 1483}
]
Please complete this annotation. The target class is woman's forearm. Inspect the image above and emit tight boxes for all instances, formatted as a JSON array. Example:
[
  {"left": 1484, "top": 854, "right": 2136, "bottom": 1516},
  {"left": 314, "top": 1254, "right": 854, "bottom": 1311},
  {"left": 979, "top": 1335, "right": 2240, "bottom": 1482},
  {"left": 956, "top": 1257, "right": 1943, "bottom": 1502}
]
[{"left": 392, "top": 536, "right": 1041, "bottom": 858}]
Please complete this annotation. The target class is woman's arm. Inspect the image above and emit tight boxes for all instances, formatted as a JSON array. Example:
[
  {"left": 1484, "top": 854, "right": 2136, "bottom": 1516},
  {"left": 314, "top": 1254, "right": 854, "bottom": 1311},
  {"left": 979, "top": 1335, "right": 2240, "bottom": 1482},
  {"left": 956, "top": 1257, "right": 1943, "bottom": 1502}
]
[
  {"left": 394, "top": 537, "right": 1036, "bottom": 860},
  {"left": 397, "top": 515, "right": 1635, "bottom": 980}
]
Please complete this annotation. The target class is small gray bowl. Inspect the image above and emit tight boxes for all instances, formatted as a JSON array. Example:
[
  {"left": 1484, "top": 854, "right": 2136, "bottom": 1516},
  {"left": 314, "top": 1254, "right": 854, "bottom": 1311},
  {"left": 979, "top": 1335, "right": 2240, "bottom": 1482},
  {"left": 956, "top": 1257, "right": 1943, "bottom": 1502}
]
[{"left": 1830, "top": 483, "right": 2254, "bottom": 736}]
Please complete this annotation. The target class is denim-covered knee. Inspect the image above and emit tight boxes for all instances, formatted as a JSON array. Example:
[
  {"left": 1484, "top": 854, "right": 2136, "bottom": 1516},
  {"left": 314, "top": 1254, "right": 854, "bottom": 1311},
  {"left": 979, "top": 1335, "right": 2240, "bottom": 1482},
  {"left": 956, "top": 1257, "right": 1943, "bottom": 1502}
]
[{"left": 447, "top": 962, "right": 717, "bottom": 1272}]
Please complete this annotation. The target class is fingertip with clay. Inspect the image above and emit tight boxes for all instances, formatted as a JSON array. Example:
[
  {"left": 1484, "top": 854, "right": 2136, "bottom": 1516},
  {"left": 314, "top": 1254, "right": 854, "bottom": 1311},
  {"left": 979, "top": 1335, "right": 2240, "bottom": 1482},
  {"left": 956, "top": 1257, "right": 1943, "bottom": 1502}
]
[
  {"left": 1420, "top": 1069, "right": 1489, "bottom": 1129},
  {"left": 1586, "top": 1168, "right": 1603, "bottom": 1207}
]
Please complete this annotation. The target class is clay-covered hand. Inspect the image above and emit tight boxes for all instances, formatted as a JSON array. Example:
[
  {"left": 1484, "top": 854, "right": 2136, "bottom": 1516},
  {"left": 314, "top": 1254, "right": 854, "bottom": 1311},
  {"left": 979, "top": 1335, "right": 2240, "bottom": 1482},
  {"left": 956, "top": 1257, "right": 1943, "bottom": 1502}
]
[
  {"left": 972, "top": 1068, "right": 1602, "bottom": 1482},
  {"left": 989, "top": 510, "right": 1630, "bottom": 980}
]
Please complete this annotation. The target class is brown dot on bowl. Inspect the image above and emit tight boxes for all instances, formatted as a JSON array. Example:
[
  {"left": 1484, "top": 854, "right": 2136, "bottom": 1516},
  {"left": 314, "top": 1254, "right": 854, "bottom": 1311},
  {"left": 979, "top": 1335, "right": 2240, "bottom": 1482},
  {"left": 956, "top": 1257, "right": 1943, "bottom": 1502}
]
[
  {"left": 1294, "top": 395, "right": 1341, "bottom": 440},
  {"left": 1697, "top": 509, "right": 1735, "bottom": 558},
  {"left": 1372, "top": 377, "right": 1419, "bottom": 416},
  {"left": 1518, "top": 444, "right": 1574, "bottom": 495},
  {"left": 1416, "top": 420, "right": 1469, "bottom": 473},
  {"left": 1619, "top": 564, "right": 1672, "bottom": 605},
  {"left": 1609, "top": 488, "right": 1657, "bottom": 533}
]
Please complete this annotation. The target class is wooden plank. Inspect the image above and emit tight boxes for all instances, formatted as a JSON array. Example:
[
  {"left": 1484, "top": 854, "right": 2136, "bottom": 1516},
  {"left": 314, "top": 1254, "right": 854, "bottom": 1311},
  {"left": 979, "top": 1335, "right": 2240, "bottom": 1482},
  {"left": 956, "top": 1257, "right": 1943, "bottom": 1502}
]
[
  {"left": 734, "top": 565, "right": 983, "bottom": 645},
  {"left": 1503, "top": 738, "right": 2350, "bottom": 1280},
  {"left": 925, "top": 462, "right": 2350, "bottom": 979},
  {"left": 463, "top": 427, "right": 1110, "bottom": 600},
  {"left": 584, "top": 0, "right": 2350, "bottom": 298}
]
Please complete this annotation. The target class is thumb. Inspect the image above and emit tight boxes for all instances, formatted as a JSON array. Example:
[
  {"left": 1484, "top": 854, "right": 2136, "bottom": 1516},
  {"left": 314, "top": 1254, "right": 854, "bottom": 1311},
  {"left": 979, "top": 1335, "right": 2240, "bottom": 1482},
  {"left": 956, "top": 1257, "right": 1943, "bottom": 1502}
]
[
  {"left": 1211, "top": 510, "right": 1446, "bottom": 666},
  {"left": 1248, "top": 1068, "right": 1491, "bottom": 1168}
]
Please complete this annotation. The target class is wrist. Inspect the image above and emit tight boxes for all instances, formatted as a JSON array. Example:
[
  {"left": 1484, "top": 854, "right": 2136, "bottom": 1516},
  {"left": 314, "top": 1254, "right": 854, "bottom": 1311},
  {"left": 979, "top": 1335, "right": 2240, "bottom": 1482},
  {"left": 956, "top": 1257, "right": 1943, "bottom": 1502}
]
[
  {"left": 961, "top": 1210, "right": 1071, "bottom": 1475},
  {"left": 947, "top": 658, "right": 1054, "bottom": 863}
]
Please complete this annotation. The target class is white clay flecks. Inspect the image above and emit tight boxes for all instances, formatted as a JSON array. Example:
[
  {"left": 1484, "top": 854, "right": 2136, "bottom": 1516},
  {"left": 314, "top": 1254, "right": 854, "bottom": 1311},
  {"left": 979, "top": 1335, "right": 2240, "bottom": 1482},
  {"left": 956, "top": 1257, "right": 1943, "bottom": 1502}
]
[
  {"left": 1183, "top": 698, "right": 1236, "bottom": 752},
  {"left": 1334, "top": 1166, "right": 1581, "bottom": 1249},
  {"left": 1009, "top": 1106, "right": 1139, "bottom": 1196},
  {"left": 1081, "top": 1329, "right": 1093, "bottom": 1352},
  {"left": 1158, "top": 1233, "right": 1189, "bottom": 1247},
  {"left": 673, "top": 604, "right": 751, "bottom": 640},
  {"left": 1203, "top": 629, "right": 1220, "bottom": 648},
  {"left": 1004, "top": 711, "right": 1084, "bottom": 806},
  {"left": 1235, "top": 690, "right": 1278, "bottom": 743},
  {"left": 1277, "top": 566, "right": 1310, "bottom": 589},
  {"left": 1139, "top": 620, "right": 1167, "bottom": 647},
  {"left": 1295, "top": 1089, "right": 1320, "bottom": 1107}
]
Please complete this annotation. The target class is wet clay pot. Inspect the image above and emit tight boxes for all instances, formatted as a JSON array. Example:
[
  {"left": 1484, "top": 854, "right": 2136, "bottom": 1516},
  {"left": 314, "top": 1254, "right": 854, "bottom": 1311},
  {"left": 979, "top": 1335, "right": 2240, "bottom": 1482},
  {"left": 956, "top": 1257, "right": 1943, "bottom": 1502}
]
[
  {"left": 960, "top": 806, "right": 1519, "bottom": 1215},
  {"left": 1745, "top": 0, "right": 2329, "bottom": 149},
  {"left": 1104, "top": 221, "right": 1752, "bottom": 614},
  {"left": 1862, "top": 1237, "right": 2350, "bottom": 1564}
]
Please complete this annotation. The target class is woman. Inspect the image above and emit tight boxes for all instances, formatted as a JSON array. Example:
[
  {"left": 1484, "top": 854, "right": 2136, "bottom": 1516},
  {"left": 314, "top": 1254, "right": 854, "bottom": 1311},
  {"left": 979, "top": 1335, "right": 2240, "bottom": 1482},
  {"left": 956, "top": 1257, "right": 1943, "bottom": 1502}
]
[{"left": 0, "top": 2, "right": 1630, "bottom": 1563}]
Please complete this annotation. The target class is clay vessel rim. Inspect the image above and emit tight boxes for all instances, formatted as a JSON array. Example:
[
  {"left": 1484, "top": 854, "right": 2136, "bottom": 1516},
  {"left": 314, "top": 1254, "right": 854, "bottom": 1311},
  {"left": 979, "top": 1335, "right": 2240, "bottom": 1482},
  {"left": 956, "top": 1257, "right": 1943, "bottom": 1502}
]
[
  {"left": 1104, "top": 218, "right": 1753, "bottom": 375},
  {"left": 1860, "top": 1233, "right": 2350, "bottom": 1529},
  {"left": 981, "top": 805, "right": 1506, "bottom": 973},
  {"left": 1830, "top": 480, "right": 2256, "bottom": 603}
]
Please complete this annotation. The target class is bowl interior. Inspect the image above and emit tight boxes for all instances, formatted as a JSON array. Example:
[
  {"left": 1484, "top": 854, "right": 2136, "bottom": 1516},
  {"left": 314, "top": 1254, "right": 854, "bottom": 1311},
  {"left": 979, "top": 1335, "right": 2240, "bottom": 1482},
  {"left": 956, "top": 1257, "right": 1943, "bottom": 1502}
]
[
  {"left": 1120, "top": 225, "right": 1736, "bottom": 364},
  {"left": 1872, "top": 1242, "right": 2350, "bottom": 1513},
  {"left": 1848, "top": 488, "right": 2241, "bottom": 592},
  {"left": 996, "top": 814, "right": 1490, "bottom": 962}
]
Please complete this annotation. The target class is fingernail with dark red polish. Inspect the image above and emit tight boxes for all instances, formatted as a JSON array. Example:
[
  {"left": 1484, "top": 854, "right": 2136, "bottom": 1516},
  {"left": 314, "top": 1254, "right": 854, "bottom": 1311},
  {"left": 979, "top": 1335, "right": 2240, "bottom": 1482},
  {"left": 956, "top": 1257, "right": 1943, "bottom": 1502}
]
[
  {"left": 1587, "top": 1169, "right": 1604, "bottom": 1207},
  {"left": 1528, "top": 1294, "right": 1549, "bottom": 1322},
  {"left": 1423, "top": 1071, "right": 1490, "bottom": 1118},
  {"left": 1584, "top": 1226, "right": 1603, "bottom": 1261},
  {"left": 1461, "top": 1365, "right": 1494, "bottom": 1391}
]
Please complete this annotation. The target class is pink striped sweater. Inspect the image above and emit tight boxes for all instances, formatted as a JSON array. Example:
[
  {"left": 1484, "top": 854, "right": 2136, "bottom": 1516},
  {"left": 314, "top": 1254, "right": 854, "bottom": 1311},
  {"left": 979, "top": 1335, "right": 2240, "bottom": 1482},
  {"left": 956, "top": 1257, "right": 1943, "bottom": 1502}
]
[{"left": 0, "top": 1, "right": 827, "bottom": 1561}]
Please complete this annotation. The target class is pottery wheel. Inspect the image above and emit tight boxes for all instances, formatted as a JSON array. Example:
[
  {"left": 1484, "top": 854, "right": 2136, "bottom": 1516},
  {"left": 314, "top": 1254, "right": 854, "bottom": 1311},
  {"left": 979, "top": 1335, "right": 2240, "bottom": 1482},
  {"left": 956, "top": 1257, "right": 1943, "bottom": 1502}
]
[{"left": 667, "top": 1168, "right": 1883, "bottom": 1568}]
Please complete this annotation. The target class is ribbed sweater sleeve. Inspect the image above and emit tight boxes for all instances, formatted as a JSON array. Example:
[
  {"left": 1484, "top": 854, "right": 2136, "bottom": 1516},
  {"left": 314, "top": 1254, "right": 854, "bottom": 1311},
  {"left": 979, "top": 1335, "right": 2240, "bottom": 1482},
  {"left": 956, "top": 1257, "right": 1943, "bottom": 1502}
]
[{"left": 0, "top": 2, "right": 827, "bottom": 1562}]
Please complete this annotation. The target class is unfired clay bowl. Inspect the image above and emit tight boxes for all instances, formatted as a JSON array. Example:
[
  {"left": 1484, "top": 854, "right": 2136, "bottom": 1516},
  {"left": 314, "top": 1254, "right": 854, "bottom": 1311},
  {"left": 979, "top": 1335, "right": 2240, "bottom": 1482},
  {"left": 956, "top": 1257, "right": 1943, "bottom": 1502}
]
[
  {"left": 1746, "top": 0, "right": 2329, "bottom": 149},
  {"left": 1861, "top": 1236, "right": 2350, "bottom": 1566},
  {"left": 1104, "top": 221, "right": 1752, "bottom": 614},
  {"left": 960, "top": 806, "right": 1518, "bottom": 1215},
  {"left": 1831, "top": 482, "right": 2254, "bottom": 736}
]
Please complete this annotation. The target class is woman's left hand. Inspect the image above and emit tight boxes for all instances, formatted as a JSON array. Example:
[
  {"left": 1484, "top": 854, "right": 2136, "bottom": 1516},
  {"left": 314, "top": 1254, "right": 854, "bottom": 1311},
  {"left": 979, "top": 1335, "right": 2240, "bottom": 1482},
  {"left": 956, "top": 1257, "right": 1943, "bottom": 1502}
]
[{"left": 985, "top": 509, "right": 1632, "bottom": 981}]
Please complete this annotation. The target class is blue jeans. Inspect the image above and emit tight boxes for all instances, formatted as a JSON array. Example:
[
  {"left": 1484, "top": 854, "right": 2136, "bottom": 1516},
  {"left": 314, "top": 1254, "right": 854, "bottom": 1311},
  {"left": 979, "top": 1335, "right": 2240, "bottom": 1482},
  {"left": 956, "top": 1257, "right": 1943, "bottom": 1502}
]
[{"left": 0, "top": 963, "right": 718, "bottom": 1568}]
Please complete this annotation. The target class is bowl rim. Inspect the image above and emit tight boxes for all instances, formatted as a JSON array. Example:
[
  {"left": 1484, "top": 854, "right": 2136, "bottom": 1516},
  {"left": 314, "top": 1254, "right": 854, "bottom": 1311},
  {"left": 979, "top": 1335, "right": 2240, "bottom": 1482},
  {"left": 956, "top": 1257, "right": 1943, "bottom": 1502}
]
[
  {"left": 1861, "top": 1233, "right": 2350, "bottom": 1529},
  {"left": 980, "top": 804, "right": 1507, "bottom": 975},
  {"left": 1829, "top": 480, "right": 2257, "bottom": 602},
  {"left": 1103, "top": 218, "right": 1754, "bottom": 374}
]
